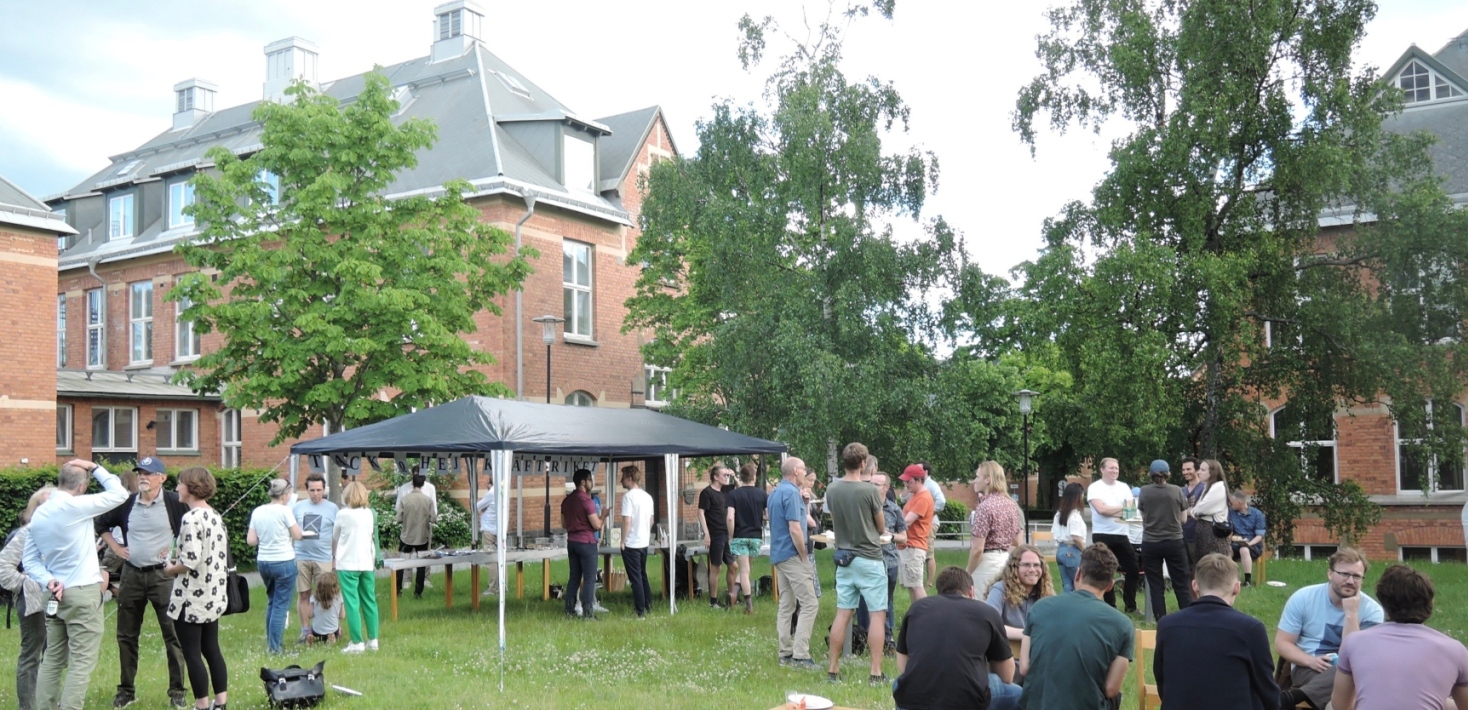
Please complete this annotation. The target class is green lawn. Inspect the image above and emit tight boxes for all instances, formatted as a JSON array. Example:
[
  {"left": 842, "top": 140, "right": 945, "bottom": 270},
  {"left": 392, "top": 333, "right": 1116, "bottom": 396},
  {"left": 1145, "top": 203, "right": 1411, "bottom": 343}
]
[{"left": 4, "top": 553, "right": 1467, "bottom": 709}]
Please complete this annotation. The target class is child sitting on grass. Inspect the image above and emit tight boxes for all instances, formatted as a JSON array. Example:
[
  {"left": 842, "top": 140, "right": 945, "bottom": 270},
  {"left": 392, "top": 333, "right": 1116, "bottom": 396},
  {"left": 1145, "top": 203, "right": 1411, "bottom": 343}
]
[{"left": 309, "top": 572, "right": 345, "bottom": 645}]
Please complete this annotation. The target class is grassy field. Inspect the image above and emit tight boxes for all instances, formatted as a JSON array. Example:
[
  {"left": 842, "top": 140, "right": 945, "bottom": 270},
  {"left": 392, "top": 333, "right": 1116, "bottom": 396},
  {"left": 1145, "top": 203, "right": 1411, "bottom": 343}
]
[{"left": 4, "top": 552, "right": 1467, "bottom": 709}]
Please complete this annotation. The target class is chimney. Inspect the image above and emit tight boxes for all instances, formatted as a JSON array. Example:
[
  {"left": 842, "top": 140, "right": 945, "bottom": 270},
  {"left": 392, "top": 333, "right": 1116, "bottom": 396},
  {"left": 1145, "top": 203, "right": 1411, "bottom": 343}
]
[
  {"left": 263, "top": 37, "right": 319, "bottom": 102},
  {"left": 172, "top": 78, "right": 218, "bottom": 131},
  {"left": 430, "top": 1, "right": 484, "bottom": 64}
]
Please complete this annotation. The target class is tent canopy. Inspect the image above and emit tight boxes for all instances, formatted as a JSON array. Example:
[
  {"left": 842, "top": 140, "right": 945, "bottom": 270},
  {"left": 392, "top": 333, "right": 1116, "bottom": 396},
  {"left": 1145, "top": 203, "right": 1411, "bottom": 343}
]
[{"left": 288, "top": 395, "right": 786, "bottom": 458}]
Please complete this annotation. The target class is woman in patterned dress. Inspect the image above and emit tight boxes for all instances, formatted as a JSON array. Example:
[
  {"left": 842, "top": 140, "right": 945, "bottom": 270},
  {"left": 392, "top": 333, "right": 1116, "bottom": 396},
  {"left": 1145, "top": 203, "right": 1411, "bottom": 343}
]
[{"left": 164, "top": 467, "right": 229, "bottom": 710}]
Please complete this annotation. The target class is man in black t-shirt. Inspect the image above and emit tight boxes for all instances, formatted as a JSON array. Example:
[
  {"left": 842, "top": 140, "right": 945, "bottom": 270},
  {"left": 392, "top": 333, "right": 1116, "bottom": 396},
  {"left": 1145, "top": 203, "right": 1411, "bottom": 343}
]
[
  {"left": 894, "top": 566, "right": 1017, "bottom": 710},
  {"left": 727, "top": 462, "right": 769, "bottom": 614},
  {"left": 697, "top": 464, "right": 736, "bottom": 608}
]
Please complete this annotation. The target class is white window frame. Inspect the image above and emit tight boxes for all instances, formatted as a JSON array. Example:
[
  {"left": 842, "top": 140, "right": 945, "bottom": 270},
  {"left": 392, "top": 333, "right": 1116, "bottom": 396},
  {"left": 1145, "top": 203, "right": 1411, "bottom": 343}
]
[
  {"left": 1395, "top": 400, "right": 1466, "bottom": 494},
  {"left": 258, "top": 170, "right": 280, "bottom": 205},
  {"left": 221, "top": 409, "right": 243, "bottom": 468},
  {"left": 56, "top": 404, "right": 72, "bottom": 452},
  {"left": 156, "top": 408, "right": 199, "bottom": 453},
  {"left": 57, "top": 294, "right": 66, "bottom": 368},
  {"left": 85, "top": 288, "right": 105, "bottom": 369},
  {"left": 1398, "top": 60, "right": 1465, "bottom": 104},
  {"left": 438, "top": 8, "right": 462, "bottom": 39},
  {"left": 129, "top": 281, "right": 153, "bottom": 364},
  {"left": 175, "top": 296, "right": 201, "bottom": 361},
  {"left": 566, "top": 391, "right": 595, "bottom": 407},
  {"left": 1399, "top": 546, "right": 1468, "bottom": 564},
  {"left": 91, "top": 406, "right": 138, "bottom": 453},
  {"left": 168, "top": 180, "right": 195, "bottom": 229},
  {"left": 644, "top": 365, "right": 673, "bottom": 407},
  {"left": 108, "top": 193, "right": 134, "bottom": 240},
  {"left": 1269, "top": 404, "right": 1339, "bottom": 484},
  {"left": 562, "top": 134, "right": 596, "bottom": 193},
  {"left": 562, "top": 240, "right": 593, "bottom": 339}
]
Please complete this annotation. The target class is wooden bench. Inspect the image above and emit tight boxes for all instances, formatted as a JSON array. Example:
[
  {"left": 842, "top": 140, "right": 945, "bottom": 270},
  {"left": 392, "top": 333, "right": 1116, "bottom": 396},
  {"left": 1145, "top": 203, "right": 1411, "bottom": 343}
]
[{"left": 1135, "top": 629, "right": 1162, "bottom": 709}]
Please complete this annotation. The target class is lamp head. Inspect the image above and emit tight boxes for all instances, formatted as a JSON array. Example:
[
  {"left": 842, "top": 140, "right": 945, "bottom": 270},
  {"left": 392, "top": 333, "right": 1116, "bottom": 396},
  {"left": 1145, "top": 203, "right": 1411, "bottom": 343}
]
[{"left": 1015, "top": 389, "right": 1038, "bottom": 415}]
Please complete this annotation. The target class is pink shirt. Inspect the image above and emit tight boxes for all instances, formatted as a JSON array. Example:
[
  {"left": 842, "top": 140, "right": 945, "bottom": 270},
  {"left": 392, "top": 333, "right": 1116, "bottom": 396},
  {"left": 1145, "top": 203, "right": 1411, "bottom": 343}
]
[
  {"left": 969, "top": 493, "right": 1022, "bottom": 552},
  {"left": 1338, "top": 622, "right": 1468, "bottom": 710}
]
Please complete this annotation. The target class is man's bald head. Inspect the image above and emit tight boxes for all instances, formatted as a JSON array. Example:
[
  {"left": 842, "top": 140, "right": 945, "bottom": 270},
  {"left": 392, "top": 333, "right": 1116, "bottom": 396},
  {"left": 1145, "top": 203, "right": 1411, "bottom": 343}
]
[{"left": 781, "top": 457, "right": 806, "bottom": 481}]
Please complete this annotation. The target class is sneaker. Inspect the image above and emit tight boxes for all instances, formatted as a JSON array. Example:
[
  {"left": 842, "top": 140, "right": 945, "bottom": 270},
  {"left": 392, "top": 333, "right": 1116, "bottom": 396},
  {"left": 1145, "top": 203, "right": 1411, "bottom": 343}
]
[
  {"left": 366, "top": 639, "right": 379, "bottom": 651},
  {"left": 779, "top": 655, "right": 793, "bottom": 666},
  {"left": 869, "top": 673, "right": 890, "bottom": 687},
  {"left": 827, "top": 671, "right": 841, "bottom": 684},
  {"left": 169, "top": 690, "right": 188, "bottom": 709},
  {"left": 574, "top": 602, "right": 583, "bottom": 615},
  {"left": 342, "top": 642, "right": 366, "bottom": 654},
  {"left": 592, "top": 602, "right": 609, "bottom": 614},
  {"left": 789, "top": 658, "right": 820, "bottom": 671},
  {"left": 113, "top": 692, "right": 137, "bottom": 709},
  {"left": 636, "top": 612, "right": 647, "bottom": 621},
  {"left": 481, "top": 587, "right": 499, "bottom": 597}
]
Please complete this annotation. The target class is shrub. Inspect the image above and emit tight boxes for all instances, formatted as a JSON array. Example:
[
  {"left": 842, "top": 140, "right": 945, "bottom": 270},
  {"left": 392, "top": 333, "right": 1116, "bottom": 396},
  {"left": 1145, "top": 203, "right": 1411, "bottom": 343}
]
[{"left": 937, "top": 499, "right": 969, "bottom": 540}]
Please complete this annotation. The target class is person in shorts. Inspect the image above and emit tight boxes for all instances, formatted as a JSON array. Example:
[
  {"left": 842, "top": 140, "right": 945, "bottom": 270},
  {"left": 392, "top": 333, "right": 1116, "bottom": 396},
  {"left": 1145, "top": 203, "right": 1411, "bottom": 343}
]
[
  {"left": 824, "top": 443, "right": 889, "bottom": 684},
  {"left": 292, "top": 473, "right": 337, "bottom": 644},
  {"left": 697, "top": 464, "right": 736, "bottom": 608},
  {"left": 898, "top": 464, "right": 935, "bottom": 603},
  {"left": 727, "top": 462, "right": 768, "bottom": 614}
]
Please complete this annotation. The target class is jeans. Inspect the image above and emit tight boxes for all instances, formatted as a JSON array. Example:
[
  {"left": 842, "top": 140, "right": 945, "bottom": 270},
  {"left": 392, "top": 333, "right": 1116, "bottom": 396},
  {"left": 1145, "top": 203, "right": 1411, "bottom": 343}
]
[
  {"left": 174, "top": 619, "right": 227, "bottom": 702},
  {"left": 35, "top": 582, "right": 105, "bottom": 710},
  {"left": 17, "top": 606, "right": 46, "bottom": 710},
  {"left": 621, "top": 546, "right": 652, "bottom": 615},
  {"left": 115, "top": 564, "right": 187, "bottom": 696},
  {"left": 565, "top": 541, "right": 598, "bottom": 617},
  {"left": 339, "top": 570, "right": 379, "bottom": 644},
  {"left": 895, "top": 673, "right": 1022, "bottom": 710},
  {"left": 855, "top": 566, "right": 897, "bottom": 638},
  {"left": 257, "top": 559, "right": 298, "bottom": 653},
  {"left": 1092, "top": 533, "right": 1139, "bottom": 611},
  {"left": 1056, "top": 543, "right": 1081, "bottom": 593},
  {"left": 1140, "top": 538, "right": 1193, "bottom": 618}
]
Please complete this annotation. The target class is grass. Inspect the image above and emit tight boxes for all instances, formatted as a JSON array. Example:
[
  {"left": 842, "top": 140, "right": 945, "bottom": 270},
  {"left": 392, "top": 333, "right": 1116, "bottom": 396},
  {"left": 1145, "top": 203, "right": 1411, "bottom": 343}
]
[{"left": 4, "top": 553, "right": 1468, "bottom": 709}]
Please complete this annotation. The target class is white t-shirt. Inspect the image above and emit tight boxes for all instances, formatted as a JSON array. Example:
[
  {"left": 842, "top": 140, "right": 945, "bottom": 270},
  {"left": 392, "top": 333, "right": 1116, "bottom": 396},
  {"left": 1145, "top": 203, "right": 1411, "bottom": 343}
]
[
  {"left": 333, "top": 508, "right": 377, "bottom": 572},
  {"left": 620, "top": 487, "right": 655, "bottom": 549},
  {"left": 476, "top": 485, "right": 501, "bottom": 534},
  {"left": 248, "top": 504, "right": 299, "bottom": 562},
  {"left": 1087, "top": 479, "right": 1131, "bottom": 536},
  {"left": 1051, "top": 509, "right": 1088, "bottom": 546},
  {"left": 922, "top": 476, "right": 947, "bottom": 513}
]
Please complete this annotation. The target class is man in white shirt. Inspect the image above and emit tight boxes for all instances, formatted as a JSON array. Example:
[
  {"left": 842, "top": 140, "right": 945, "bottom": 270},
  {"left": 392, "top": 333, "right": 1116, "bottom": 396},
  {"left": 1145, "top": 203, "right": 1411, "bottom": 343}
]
[
  {"left": 918, "top": 461, "right": 946, "bottom": 585},
  {"left": 23, "top": 459, "right": 129, "bottom": 710},
  {"left": 476, "top": 470, "right": 502, "bottom": 596},
  {"left": 620, "top": 465, "right": 655, "bottom": 619},
  {"left": 1087, "top": 457, "right": 1140, "bottom": 614}
]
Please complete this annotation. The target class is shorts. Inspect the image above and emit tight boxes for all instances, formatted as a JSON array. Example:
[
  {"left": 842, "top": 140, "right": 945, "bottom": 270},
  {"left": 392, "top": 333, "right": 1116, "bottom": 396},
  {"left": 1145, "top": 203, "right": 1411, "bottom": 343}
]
[
  {"left": 708, "top": 534, "right": 734, "bottom": 566},
  {"left": 731, "top": 537, "right": 762, "bottom": 557},
  {"left": 835, "top": 556, "right": 888, "bottom": 611},
  {"left": 898, "top": 547, "right": 927, "bottom": 588},
  {"left": 296, "top": 559, "right": 335, "bottom": 594},
  {"left": 1232, "top": 541, "right": 1264, "bottom": 559}
]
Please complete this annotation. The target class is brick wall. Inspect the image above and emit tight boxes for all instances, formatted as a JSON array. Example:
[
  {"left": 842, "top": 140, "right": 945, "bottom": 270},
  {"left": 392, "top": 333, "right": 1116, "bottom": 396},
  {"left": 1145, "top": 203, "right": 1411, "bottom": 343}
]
[{"left": 0, "top": 225, "right": 60, "bottom": 465}]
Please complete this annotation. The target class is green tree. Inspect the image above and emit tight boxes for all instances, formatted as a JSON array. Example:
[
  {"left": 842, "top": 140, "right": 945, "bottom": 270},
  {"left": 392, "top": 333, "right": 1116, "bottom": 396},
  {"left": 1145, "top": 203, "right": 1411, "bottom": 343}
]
[
  {"left": 172, "top": 72, "right": 532, "bottom": 453},
  {"left": 1005, "top": 0, "right": 1468, "bottom": 546},
  {"left": 626, "top": 3, "right": 973, "bottom": 477}
]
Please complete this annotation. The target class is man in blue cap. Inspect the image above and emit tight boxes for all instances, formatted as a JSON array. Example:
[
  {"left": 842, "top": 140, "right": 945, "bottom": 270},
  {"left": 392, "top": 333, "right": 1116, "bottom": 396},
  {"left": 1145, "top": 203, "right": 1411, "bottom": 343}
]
[{"left": 1137, "top": 459, "right": 1192, "bottom": 620}]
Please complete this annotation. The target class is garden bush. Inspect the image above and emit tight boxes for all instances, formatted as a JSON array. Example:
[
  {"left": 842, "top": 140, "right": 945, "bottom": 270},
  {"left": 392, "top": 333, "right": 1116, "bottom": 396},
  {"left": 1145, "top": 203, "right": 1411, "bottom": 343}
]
[{"left": 937, "top": 499, "right": 968, "bottom": 539}]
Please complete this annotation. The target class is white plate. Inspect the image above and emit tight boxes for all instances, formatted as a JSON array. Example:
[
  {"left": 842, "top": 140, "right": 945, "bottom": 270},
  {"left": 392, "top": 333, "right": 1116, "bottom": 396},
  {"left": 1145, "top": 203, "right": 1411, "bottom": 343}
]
[
  {"left": 1266, "top": 580, "right": 1287, "bottom": 587},
  {"left": 787, "top": 693, "right": 834, "bottom": 709}
]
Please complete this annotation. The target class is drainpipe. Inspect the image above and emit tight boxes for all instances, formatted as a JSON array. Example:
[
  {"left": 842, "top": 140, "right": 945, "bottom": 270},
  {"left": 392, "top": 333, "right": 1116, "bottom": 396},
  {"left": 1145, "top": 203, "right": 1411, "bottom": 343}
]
[
  {"left": 86, "top": 256, "right": 105, "bottom": 287},
  {"left": 514, "top": 192, "right": 537, "bottom": 400}
]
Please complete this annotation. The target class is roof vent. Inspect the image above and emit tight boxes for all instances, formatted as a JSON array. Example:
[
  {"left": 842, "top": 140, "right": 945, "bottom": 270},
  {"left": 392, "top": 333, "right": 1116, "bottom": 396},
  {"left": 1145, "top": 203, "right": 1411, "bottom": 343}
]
[
  {"left": 172, "top": 78, "right": 218, "bottom": 131},
  {"left": 263, "top": 37, "right": 319, "bottom": 103},
  {"left": 430, "top": 1, "right": 484, "bottom": 64}
]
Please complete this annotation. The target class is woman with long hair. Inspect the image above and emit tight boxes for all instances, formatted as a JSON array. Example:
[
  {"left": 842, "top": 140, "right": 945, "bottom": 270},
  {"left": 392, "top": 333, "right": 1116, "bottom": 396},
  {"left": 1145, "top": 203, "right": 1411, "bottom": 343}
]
[
  {"left": 0, "top": 485, "right": 55, "bottom": 710},
  {"left": 247, "top": 478, "right": 302, "bottom": 654},
  {"left": 164, "top": 468, "right": 229, "bottom": 710},
  {"left": 1051, "top": 482, "right": 1087, "bottom": 592},
  {"left": 334, "top": 482, "right": 380, "bottom": 653},
  {"left": 966, "top": 461, "right": 1024, "bottom": 598},
  {"left": 984, "top": 544, "right": 1055, "bottom": 641},
  {"left": 1192, "top": 459, "right": 1232, "bottom": 559}
]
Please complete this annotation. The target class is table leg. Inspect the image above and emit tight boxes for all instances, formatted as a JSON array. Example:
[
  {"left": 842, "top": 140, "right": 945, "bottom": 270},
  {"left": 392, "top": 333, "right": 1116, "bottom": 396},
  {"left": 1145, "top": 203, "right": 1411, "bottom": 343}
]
[
  {"left": 445, "top": 565, "right": 454, "bottom": 609},
  {"left": 687, "top": 557, "right": 695, "bottom": 601},
  {"left": 660, "top": 551, "right": 667, "bottom": 599},
  {"left": 471, "top": 564, "right": 480, "bottom": 611},
  {"left": 542, "top": 560, "right": 551, "bottom": 602},
  {"left": 772, "top": 562, "right": 779, "bottom": 604},
  {"left": 517, "top": 561, "right": 524, "bottom": 600},
  {"left": 390, "top": 572, "right": 399, "bottom": 621},
  {"left": 603, "top": 553, "right": 611, "bottom": 588}
]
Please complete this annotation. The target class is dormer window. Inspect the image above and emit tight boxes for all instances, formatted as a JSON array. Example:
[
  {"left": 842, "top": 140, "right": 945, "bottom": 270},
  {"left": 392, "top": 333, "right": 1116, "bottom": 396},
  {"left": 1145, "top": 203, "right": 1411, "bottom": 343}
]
[
  {"left": 168, "top": 180, "right": 195, "bottom": 228},
  {"left": 563, "top": 133, "right": 596, "bottom": 193},
  {"left": 109, "top": 193, "right": 135, "bottom": 240},
  {"left": 1398, "top": 60, "right": 1464, "bottom": 103},
  {"left": 438, "top": 9, "right": 462, "bottom": 40}
]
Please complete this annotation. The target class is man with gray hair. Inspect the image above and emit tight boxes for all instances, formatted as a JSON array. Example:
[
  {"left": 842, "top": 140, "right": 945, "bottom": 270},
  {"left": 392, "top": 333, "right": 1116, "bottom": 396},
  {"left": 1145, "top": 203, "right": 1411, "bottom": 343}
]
[
  {"left": 23, "top": 459, "right": 130, "bottom": 710},
  {"left": 770, "top": 456, "right": 819, "bottom": 669}
]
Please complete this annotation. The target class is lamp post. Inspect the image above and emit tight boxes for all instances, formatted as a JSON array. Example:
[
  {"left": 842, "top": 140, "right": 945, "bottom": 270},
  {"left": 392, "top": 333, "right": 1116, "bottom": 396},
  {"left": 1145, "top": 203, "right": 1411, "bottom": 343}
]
[
  {"left": 1015, "top": 388, "right": 1038, "bottom": 544},
  {"left": 532, "top": 314, "right": 564, "bottom": 536}
]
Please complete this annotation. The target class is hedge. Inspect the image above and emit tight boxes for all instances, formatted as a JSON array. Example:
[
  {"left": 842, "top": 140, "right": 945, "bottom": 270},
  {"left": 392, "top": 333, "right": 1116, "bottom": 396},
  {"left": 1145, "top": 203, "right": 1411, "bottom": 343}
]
[{"left": 937, "top": 499, "right": 969, "bottom": 540}]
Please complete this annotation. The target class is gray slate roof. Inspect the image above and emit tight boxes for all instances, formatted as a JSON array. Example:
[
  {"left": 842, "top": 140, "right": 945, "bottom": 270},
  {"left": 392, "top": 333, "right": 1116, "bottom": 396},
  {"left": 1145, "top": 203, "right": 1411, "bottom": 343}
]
[
  {"left": 57, "top": 369, "right": 219, "bottom": 401},
  {"left": 55, "top": 41, "right": 665, "bottom": 269},
  {"left": 0, "top": 173, "right": 75, "bottom": 235},
  {"left": 1380, "top": 29, "right": 1468, "bottom": 200}
]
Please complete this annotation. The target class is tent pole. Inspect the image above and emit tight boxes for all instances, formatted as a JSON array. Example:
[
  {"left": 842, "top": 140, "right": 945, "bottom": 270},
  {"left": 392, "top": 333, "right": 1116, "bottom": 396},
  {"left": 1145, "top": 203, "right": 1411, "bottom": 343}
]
[
  {"left": 665, "top": 453, "right": 679, "bottom": 615},
  {"left": 495, "top": 450, "right": 512, "bottom": 692},
  {"left": 468, "top": 457, "right": 479, "bottom": 548}
]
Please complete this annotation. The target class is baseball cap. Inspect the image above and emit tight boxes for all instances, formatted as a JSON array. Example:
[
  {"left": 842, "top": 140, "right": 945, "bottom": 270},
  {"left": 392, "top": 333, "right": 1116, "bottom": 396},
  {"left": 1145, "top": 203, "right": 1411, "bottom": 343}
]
[
  {"left": 899, "top": 464, "right": 926, "bottom": 482},
  {"left": 1148, "top": 459, "right": 1170, "bottom": 476},
  {"left": 134, "top": 457, "right": 167, "bottom": 475}
]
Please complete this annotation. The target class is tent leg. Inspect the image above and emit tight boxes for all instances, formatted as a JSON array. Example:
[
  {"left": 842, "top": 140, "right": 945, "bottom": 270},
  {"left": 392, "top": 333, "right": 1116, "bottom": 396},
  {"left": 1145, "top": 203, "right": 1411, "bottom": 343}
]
[{"left": 472, "top": 564, "right": 480, "bottom": 611}]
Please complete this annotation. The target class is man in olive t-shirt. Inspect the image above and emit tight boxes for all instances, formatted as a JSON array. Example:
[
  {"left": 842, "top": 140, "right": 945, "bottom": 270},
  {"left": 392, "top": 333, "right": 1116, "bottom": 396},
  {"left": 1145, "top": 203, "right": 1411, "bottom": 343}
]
[{"left": 825, "top": 443, "right": 888, "bottom": 683}]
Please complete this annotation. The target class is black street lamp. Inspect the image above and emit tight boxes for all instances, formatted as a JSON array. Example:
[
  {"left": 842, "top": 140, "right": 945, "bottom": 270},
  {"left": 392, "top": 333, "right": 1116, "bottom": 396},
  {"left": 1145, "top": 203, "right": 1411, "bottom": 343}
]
[
  {"left": 532, "top": 314, "right": 564, "bottom": 536},
  {"left": 1015, "top": 388, "right": 1038, "bottom": 544}
]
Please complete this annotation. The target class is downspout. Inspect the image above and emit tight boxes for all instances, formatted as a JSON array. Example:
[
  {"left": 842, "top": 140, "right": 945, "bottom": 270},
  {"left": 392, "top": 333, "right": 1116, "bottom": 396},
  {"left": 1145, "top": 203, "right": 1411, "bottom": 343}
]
[
  {"left": 86, "top": 255, "right": 106, "bottom": 287},
  {"left": 514, "top": 193, "right": 537, "bottom": 400}
]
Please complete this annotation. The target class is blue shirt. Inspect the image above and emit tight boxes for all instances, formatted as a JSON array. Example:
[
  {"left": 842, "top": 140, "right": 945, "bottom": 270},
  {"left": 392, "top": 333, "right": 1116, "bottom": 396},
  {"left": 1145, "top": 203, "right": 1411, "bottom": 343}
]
[
  {"left": 23, "top": 465, "right": 129, "bottom": 589},
  {"left": 1278, "top": 583, "right": 1384, "bottom": 655},
  {"left": 1228, "top": 505, "right": 1266, "bottom": 542},
  {"left": 293, "top": 499, "right": 339, "bottom": 562},
  {"left": 767, "top": 480, "right": 803, "bottom": 565}
]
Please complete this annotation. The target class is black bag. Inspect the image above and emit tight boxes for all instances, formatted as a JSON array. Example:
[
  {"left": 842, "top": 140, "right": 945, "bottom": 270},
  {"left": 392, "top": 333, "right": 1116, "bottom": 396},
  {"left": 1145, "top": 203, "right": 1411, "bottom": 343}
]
[
  {"left": 833, "top": 549, "right": 856, "bottom": 567},
  {"left": 261, "top": 661, "right": 327, "bottom": 708},
  {"left": 1211, "top": 518, "right": 1234, "bottom": 538},
  {"left": 223, "top": 551, "right": 249, "bottom": 616}
]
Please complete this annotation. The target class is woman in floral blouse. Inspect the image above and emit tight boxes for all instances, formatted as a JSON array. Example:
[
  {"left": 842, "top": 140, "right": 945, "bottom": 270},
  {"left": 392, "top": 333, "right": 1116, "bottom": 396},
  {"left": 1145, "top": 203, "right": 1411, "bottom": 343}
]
[{"left": 164, "top": 467, "right": 229, "bottom": 710}]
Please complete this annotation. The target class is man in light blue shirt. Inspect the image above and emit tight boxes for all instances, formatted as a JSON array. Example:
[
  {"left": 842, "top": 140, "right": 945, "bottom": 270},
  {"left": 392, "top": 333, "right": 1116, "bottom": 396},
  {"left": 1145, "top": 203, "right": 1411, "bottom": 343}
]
[
  {"left": 1275, "top": 547, "right": 1383, "bottom": 709},
  {"left": 23, "top": 459, "right": 129, "bottom": 710},
  {"left": 293, "top": 473, "right": 338, "bottom": 644},
  {"left": 769, "top": 456, "right": 818, "bottom": 670}
]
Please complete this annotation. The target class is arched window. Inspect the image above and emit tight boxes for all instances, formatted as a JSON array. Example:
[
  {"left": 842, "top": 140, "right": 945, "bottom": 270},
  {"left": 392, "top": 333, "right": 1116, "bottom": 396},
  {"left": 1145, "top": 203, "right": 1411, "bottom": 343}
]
[
  {"left": 1269, "top": 404, "right": 1337, "bottom": 483},
  {"left": 566, "top": 390, "right": 595, "bottom": 407},
  {"left": 1397, "top": 60, "right": 1464, "bottom": 104},
  {"left": 1397, "top": 400, "right": 1466, "bottom": 493}
]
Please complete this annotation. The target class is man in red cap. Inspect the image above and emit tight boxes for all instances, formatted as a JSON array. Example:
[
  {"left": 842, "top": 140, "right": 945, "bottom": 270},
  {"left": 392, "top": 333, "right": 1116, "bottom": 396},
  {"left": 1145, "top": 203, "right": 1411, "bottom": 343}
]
[{"left": 899, "top": 464, "right": 936, "bottom": 604}]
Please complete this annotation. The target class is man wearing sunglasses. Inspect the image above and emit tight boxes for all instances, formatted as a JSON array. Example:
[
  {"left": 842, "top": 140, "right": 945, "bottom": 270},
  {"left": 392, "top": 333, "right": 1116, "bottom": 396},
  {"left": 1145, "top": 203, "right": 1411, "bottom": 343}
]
[{"left": 1275, "top": 547, "right": 1383, "bottom": 710}]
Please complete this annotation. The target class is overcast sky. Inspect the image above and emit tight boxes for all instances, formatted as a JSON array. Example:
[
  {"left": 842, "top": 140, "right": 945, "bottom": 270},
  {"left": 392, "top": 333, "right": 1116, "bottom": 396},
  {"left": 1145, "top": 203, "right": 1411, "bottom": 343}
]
[{"left": 1, "top": 0, "right": 1464, "bottom": 276}]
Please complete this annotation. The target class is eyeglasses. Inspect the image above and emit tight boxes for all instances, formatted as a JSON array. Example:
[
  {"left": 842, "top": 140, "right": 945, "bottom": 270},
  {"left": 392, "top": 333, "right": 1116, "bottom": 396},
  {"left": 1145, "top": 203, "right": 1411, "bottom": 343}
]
[{"left": 1330, "top": 569, "right": 1365, "bottom": 582}]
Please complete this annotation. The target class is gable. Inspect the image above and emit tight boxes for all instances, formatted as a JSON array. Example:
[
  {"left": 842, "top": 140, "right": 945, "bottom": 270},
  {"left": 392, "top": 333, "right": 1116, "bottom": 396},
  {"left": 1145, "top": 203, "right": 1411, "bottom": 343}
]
[{"left": 1382, "top": 47, "right": 1468, "bottom": 106}]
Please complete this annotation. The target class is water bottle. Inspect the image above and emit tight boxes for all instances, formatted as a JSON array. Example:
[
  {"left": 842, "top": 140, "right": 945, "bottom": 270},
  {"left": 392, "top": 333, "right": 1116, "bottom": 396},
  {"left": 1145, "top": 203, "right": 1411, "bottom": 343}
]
[{"left": 45, "top": 598, "right": 58, "bottom": 616}]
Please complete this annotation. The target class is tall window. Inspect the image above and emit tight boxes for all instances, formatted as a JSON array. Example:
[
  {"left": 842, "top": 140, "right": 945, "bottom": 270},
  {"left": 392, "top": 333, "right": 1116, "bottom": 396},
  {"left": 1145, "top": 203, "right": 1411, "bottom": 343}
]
[
  {"left": 258, "top": 170, "right": 280, "bottom": 205},
  {"left": 175, "top": 296, "right": 201, "bottom": 360},
  {"left": 130, "top": 281, "right": 153, "bottom": 363},
  {"left": 168, "top": 180, "right": 195, "bottom": 228},
  {"left": 108, "top": 193, "right": 134, "bottom": 240},
  {"left": 1398, "top": 60, "right": 1464, "bottom": 103},
  {"left": 1270, "top": 404, "right": 1337, "bottom": 483},
  {"left": 645, "top": 365, "right": 672, "bottom": 407},
  {"left": 1398, "top": 401, "right": 1466, "bottom": 493},
  {"left": 563, "top": 240, "right": 592, "bottom": 338},
  {"left": 221, "top": 409, "right": 242, "bottom": 468},
  {"left": 86, "top": 288, "right": 105, "bottom": 368},
  {"left": 57, "top": 294, "right": 66, "bottom": 367},
  {"left": 566, "top": 391, "right": 595, "bottom": 407},
  {"left": 91, "top": 407, "right": 137, "bottom": 453},
  {"left": 156, "top": 409, "right": 198, "bottom": 452},
  {"left": 56, "top": 404, "right": 72, "bottom": 452}
]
